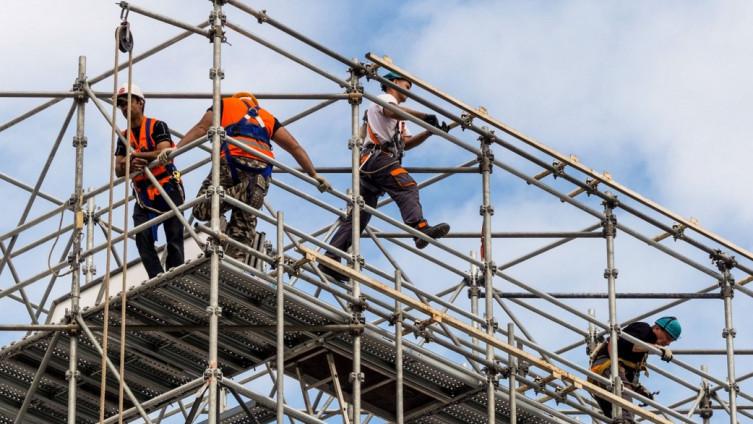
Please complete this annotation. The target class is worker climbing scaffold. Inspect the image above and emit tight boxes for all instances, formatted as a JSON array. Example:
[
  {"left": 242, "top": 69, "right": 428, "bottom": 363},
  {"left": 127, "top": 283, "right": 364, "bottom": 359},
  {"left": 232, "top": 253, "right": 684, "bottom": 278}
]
[
  {"left": 320, "top": 71, "right": 455, "bottom": 282},
  {"left": 167, "top": 91, "right": 331, "bottom": 263},
  {"left": 589, "top": 316, "right": 681, "bottom": 422}
]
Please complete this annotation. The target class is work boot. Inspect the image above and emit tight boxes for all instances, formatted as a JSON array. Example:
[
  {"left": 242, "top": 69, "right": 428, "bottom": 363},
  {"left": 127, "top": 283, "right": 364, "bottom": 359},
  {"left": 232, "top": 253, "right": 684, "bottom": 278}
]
[
  {"left": 414, "top": 223, "right": 450, "bottom": 249},
  {"left": 317, "top": 255, "right": 348, "bottom": 282}
]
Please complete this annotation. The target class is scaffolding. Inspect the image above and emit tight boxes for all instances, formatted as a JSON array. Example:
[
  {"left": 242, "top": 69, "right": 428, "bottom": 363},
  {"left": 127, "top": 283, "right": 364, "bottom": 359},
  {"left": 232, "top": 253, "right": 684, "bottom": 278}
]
[{"left": 0, "top": 1, "right": 751, "bottom": 423}]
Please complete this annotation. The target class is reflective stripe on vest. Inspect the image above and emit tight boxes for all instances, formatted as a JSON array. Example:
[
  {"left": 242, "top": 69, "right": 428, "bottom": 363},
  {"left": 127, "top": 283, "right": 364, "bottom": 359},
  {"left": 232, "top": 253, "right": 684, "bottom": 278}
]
[{"left": 221, "top": 98, "right": 275, "bottom": 161}]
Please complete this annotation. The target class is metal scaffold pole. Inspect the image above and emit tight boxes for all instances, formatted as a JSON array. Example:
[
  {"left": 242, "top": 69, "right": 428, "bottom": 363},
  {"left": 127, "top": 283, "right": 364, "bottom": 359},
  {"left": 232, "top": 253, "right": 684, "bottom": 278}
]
[
  {"left": 394, "top": 269, "right": 404, "bottom": 424},
  {"left": 508, "top": 322, "right": 517, "bottom": 423},
  {"left": 276, "top": 211, "right": 285, "bottom": 422},
  {"left": 348, "top": 65, "right": 364, "bottom": 423},
  {"left": 603, "top": 195, "right": 622, "bottom": 419},
  {"left": 479, "top": 132, "right": 497, "bottom": 421},
  {"left": 207, "top": 1, "right": 225, "bottom": 423},
  {"left": 67, "top": 55, "right": 87, "bottom": 424},
  {"left": 713, "top": 252, "right": 739, "bottom": 424}
]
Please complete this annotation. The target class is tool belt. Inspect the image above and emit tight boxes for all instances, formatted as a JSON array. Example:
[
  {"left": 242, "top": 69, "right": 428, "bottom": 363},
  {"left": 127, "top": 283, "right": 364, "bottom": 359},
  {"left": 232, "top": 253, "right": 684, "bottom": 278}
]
[{"left": 132, "top": 168, "right": 183, "bottom": 213}]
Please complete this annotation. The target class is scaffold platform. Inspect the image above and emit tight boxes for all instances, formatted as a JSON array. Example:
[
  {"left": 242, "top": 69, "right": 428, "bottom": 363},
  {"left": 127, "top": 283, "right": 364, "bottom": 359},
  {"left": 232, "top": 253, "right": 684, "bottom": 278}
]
[{"left": 0, "top": 256, "right": 562, "bottom": 423}]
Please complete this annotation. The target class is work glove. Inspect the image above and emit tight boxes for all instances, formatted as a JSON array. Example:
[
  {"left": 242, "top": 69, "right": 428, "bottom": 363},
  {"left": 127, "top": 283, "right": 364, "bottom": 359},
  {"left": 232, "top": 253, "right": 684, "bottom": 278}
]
[
  {"left": 659, "top": 346, "right": 673, "bottom": 362},
  {"left": 157, "top": 147, "right": 176, "bottom": 165},
  {"left": 314, "top": 174, "right": 332, "bottom": 193},
  {"left": 422, "top": 114, "right": 439, "bottom": 128},
  {"left": 633, "top": 384, "right": 655, "bottom": 400}
]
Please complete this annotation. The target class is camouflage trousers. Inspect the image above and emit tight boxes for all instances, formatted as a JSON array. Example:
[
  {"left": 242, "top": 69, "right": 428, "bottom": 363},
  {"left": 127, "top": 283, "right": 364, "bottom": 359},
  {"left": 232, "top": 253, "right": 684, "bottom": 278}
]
[{"left": 194, "top": 157, "right": 270, "bottom": 260}]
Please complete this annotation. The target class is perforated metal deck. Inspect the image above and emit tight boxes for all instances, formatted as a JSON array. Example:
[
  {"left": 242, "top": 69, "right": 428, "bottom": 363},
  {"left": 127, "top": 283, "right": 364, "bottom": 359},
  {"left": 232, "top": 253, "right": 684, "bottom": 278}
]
[{"left": 0, "top": 257, "right": 562, "bottom": 423}]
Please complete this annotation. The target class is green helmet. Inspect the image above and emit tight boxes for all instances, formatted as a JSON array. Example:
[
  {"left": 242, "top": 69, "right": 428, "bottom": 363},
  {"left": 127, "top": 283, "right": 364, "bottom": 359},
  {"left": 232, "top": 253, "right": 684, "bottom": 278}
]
[
  {"left": 655, "top": 316, "right": 681, "bottom": 340},
  {"left": 381, "top": 71, "right": 411, "bottom": 91}
]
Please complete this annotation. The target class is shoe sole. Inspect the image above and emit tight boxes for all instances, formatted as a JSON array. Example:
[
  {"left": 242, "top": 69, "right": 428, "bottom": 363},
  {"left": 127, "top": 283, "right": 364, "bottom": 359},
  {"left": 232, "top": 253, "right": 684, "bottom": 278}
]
[{"left": 415, "top": 224, "right": 450, "bottom": 249}]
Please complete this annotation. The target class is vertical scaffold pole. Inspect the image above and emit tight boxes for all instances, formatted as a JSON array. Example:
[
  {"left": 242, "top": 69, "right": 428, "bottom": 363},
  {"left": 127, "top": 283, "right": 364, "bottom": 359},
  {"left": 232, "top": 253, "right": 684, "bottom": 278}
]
[
  {"left": 348, "top": 64, "right": 364, "bottom": 423},
  {"left": 84, "top": 188, "right": 95, "bottom": 285},
  {"left": 67, "top": 55, "right": 87, "bottom": 424},
  {"left": 469, "top": 251, "right": 480, "bottom": 364},
  {"left": 394, "top": 269, "right": 404, "bottom": 424},
  {"left": 276, "top": 211, "right": 285, "bottom": 422},
  {"left": 479, "top": 132, "right": 496, "bottom": 421},
  {"left": 700, "top": 364, "right": 713, "bottom": 424},
  {"left": 207, "top": 2, "right": 225, "bottom": 423},
  {"left": 507, "top": 323, "right": 517, "bottom": 424},
  {"left": 713, "top": 252, "right": 738, "bottom": 424},
  {"left": 603, "top": 194, "right": 621, "bottom": 419}
]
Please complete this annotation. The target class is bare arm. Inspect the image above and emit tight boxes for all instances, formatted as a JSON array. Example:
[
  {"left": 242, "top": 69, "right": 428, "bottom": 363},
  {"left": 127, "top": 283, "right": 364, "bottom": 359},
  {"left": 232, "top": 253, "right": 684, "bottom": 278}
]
[
  {"left": 176, "top": 111, "right": 213, "bottom": 149},
  {"left": 272, "top": 126, "right": 317, "bottom": 177}
]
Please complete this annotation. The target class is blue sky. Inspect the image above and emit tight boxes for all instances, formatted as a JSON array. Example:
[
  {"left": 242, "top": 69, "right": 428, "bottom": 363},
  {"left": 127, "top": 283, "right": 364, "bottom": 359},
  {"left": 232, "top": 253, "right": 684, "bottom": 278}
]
[{"left": 1, "top": 1, "right": 752, "bottom": 422}]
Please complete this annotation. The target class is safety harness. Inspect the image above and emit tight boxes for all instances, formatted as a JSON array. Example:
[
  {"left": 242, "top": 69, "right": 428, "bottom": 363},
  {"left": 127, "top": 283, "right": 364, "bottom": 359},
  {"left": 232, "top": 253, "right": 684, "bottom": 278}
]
[
  {"left": 361, "top": 111, "right": 406, "bottom": 168},
  {"left": 222, "top": 99, "right": 274, "bottom": 183},
  {"left": 588, "top": 341, "right": 649, "bottom": 384},
  {"left": 124, "top": 117, "right": 183, "bottom": 241}
]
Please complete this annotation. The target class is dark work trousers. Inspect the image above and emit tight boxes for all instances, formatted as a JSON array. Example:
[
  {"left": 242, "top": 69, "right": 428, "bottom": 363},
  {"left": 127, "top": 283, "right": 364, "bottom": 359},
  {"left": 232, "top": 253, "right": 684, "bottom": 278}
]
[
  {"left": 592, "top": 358, "right": 637, "bottom": 423},
  {"left": 327, "top": 152, "right": 425, "bottom": 258},
  {"left": 132, "top": 180, "right": 185, "bottom": 278}
]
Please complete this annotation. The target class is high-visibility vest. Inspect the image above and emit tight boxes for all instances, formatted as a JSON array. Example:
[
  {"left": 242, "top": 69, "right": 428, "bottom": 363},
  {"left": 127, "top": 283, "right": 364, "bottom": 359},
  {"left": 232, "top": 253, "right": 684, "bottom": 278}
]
[
  {"left": 123, "top": 117, "right": 176, "bottom": 202},
  {"left": 221, "top": 98, "right": 276, "bottom": 161}
]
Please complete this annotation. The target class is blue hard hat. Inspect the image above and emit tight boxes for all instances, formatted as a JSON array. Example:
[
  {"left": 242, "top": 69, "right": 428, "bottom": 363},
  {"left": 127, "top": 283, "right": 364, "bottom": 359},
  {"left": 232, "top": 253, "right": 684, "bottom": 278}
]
[
  {"left": 383, "top": 71, "right": 406, "bottom": 81},
  {"left": 655, "top": 316, "right": 682, "bottom": 340}
]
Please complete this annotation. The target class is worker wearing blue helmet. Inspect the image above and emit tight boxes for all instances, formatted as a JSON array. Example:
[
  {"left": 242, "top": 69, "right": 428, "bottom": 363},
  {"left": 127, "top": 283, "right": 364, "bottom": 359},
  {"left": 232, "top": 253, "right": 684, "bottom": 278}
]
[{"left": 589, "top": 316, "right": 681, "bottom": 422}]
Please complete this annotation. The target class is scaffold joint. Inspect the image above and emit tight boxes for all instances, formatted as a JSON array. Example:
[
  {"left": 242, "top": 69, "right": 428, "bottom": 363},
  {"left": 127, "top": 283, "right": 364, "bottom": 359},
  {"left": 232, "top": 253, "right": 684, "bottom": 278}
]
[
  {"left": 609, "top": 324, "right": 622, "bottom": 335},
  {"left": 72, "top": 135, "right": 88, "bottom": 148},
  {"left": 477, "top": 137, "right": 494, "bottom": 173},
  {"left": 346, "top": 84, "right": 363, "bottom": 105},
  {"left": 603, "top": 268, "right": 619, "bottom": 279},
  {"left": 601, "top": 212, "right": 617, "bottom": 238},
  {"left": 64, "top": 369, "right": 80, "bottom": 381},
  {"left": 584, "top": 177, "right": 600, "bottom": 196},
  {"left": 349, "top": 371, "right": 365, "bottom": 383},
  {"left": 710, "top": 250, "right": 736, "bottom": 272},
  {"left": 203, "top": 367, "right": 223, "bottom": 382},
  {"left": 204, "top": 184, "right": 225, "bottom": 200},
  {"left": 722, "top": 327, "right": 736, "bottom": 339},
  {"left": 348, "top": 136, "right": 363, "bottom": 151},
  {"left": 203, "top": 238, "right": 224, "bottom": 258},
  {"left": 208, "top": 126, "right": 226, "bottom": 140},
  {"left": 460, "top": 113, "right": 473, "bottom": 129},
  {"left": 206, "top": 305, "right": 223, "bottom": 317},
  {"left": 256, "top": 9, "right": 269, "bottom": 24},
  {"left": 209, "top": 67, "right": 225, "bottom": 80},
  {"left": 349, "top": 296, "right": 367, "bottom": 314},
  {"left": 671, "top": 223, "right": 687, "bottom": 241},
  {"left": 479, "top": 205, "right": 495, "bottom": 216},
  {"left": 551, "top": 161, "right": 566, "bottom": 179},
  {"left": 482, "top": 317, "right": 498, "bottom": 332},
  {"left": 602, "top": 192, "right": 619, "bottom": 210}
]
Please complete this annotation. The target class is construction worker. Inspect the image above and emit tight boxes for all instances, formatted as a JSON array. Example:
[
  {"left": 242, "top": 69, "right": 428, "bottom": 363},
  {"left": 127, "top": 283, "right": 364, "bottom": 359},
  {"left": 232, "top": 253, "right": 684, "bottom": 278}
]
[
  {"left": 589, "top": 316, "right": 681, "bottom": 422},
  {"left": 319, "top": 72, "right": 451, "bottom": 282},
  {"left": 114, "top": 83, "right": 185, "bottom": 279},
  {"left": 165, "top": 92, "right": 330, "bottom": 262}
]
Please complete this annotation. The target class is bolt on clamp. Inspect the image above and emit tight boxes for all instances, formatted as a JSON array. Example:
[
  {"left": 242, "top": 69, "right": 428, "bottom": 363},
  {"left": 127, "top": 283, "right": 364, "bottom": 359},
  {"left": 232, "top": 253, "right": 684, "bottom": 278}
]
[
  {"left": 203, "top": 367, "right": 223, "bottom": 382},
  {"left": 349, "top": 371, "right": 365, "bottom": 383},
  {"left": 722, "top": 328, "right": 737, "bottom": 338},
  {"left": 205, "top": 305, "right": 223, "bottom": 316},
  {"left": 603, "top": 268, "right": 619, "bottom": 279}
]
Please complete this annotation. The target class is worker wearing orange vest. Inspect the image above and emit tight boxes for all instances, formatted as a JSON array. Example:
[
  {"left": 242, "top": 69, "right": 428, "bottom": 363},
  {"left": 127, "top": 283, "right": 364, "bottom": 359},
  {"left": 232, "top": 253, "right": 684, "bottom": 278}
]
[
  {"left": 169, "top": 92, "right": 330, "bottom": 262},
  {"left": 589, "top": 317, "right": 680, "bottom": 422},
  {"left": 114, "top": 83, "right": 185, "bottom": 279},
  {"left": 319, "top": 72, "right": 453, "bottom": 282}
]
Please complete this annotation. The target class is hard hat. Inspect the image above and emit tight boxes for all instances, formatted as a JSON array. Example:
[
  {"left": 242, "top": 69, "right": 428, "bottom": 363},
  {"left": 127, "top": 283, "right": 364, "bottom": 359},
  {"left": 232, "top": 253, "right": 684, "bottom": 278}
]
[
  {"left": 655, "top": 316, "right": 681, "bottom": 341},
  {"left": 116, "top": 82, "right": 145, "bottom": 101},
  {"left": 383, "top": 71, "right": 407, "bottom": 82},
  {"left": 233, "top": 91, "right": 259, "bottom": 106},
  {"left": 381, "top": 71, "right": 411, "bottom": 91}
]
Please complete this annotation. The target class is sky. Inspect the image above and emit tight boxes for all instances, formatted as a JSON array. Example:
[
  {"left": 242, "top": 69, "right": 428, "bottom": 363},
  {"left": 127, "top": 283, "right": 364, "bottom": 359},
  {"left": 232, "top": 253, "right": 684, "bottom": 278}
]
[{"left": 1, "top": 1, "right": 752, "bottom": 423}]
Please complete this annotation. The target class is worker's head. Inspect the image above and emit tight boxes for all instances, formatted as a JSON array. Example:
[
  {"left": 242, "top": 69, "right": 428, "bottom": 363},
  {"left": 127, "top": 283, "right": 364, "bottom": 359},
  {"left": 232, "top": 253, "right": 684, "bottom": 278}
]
[
  {"left": 116, "top": 82, "right": 145, "bottom": 118},
  {"left": 381, "top": 72, "right": 412, "bottom": 103},
  {"left": 653, "top": 316, "right": 681, "bottom": 346},
  {"left": 233, "top": 91, "right": 259, "bottom": 107}
]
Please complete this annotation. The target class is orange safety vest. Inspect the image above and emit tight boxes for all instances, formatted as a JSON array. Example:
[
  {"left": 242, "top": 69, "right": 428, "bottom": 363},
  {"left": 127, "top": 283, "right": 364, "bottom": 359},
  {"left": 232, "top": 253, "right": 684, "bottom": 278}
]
[
  {"left": 221, "top": 98, "right": 276, "bottom": 161},
  {"left": 123, "top": 116, "right": 176, "bottom": 202}
]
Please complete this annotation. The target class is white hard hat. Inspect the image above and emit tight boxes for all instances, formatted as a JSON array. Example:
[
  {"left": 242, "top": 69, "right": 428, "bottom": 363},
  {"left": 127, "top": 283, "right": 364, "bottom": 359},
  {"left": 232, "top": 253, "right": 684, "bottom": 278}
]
[{"left": 116, "top": 83, "right": 144, "bottom": 101}]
